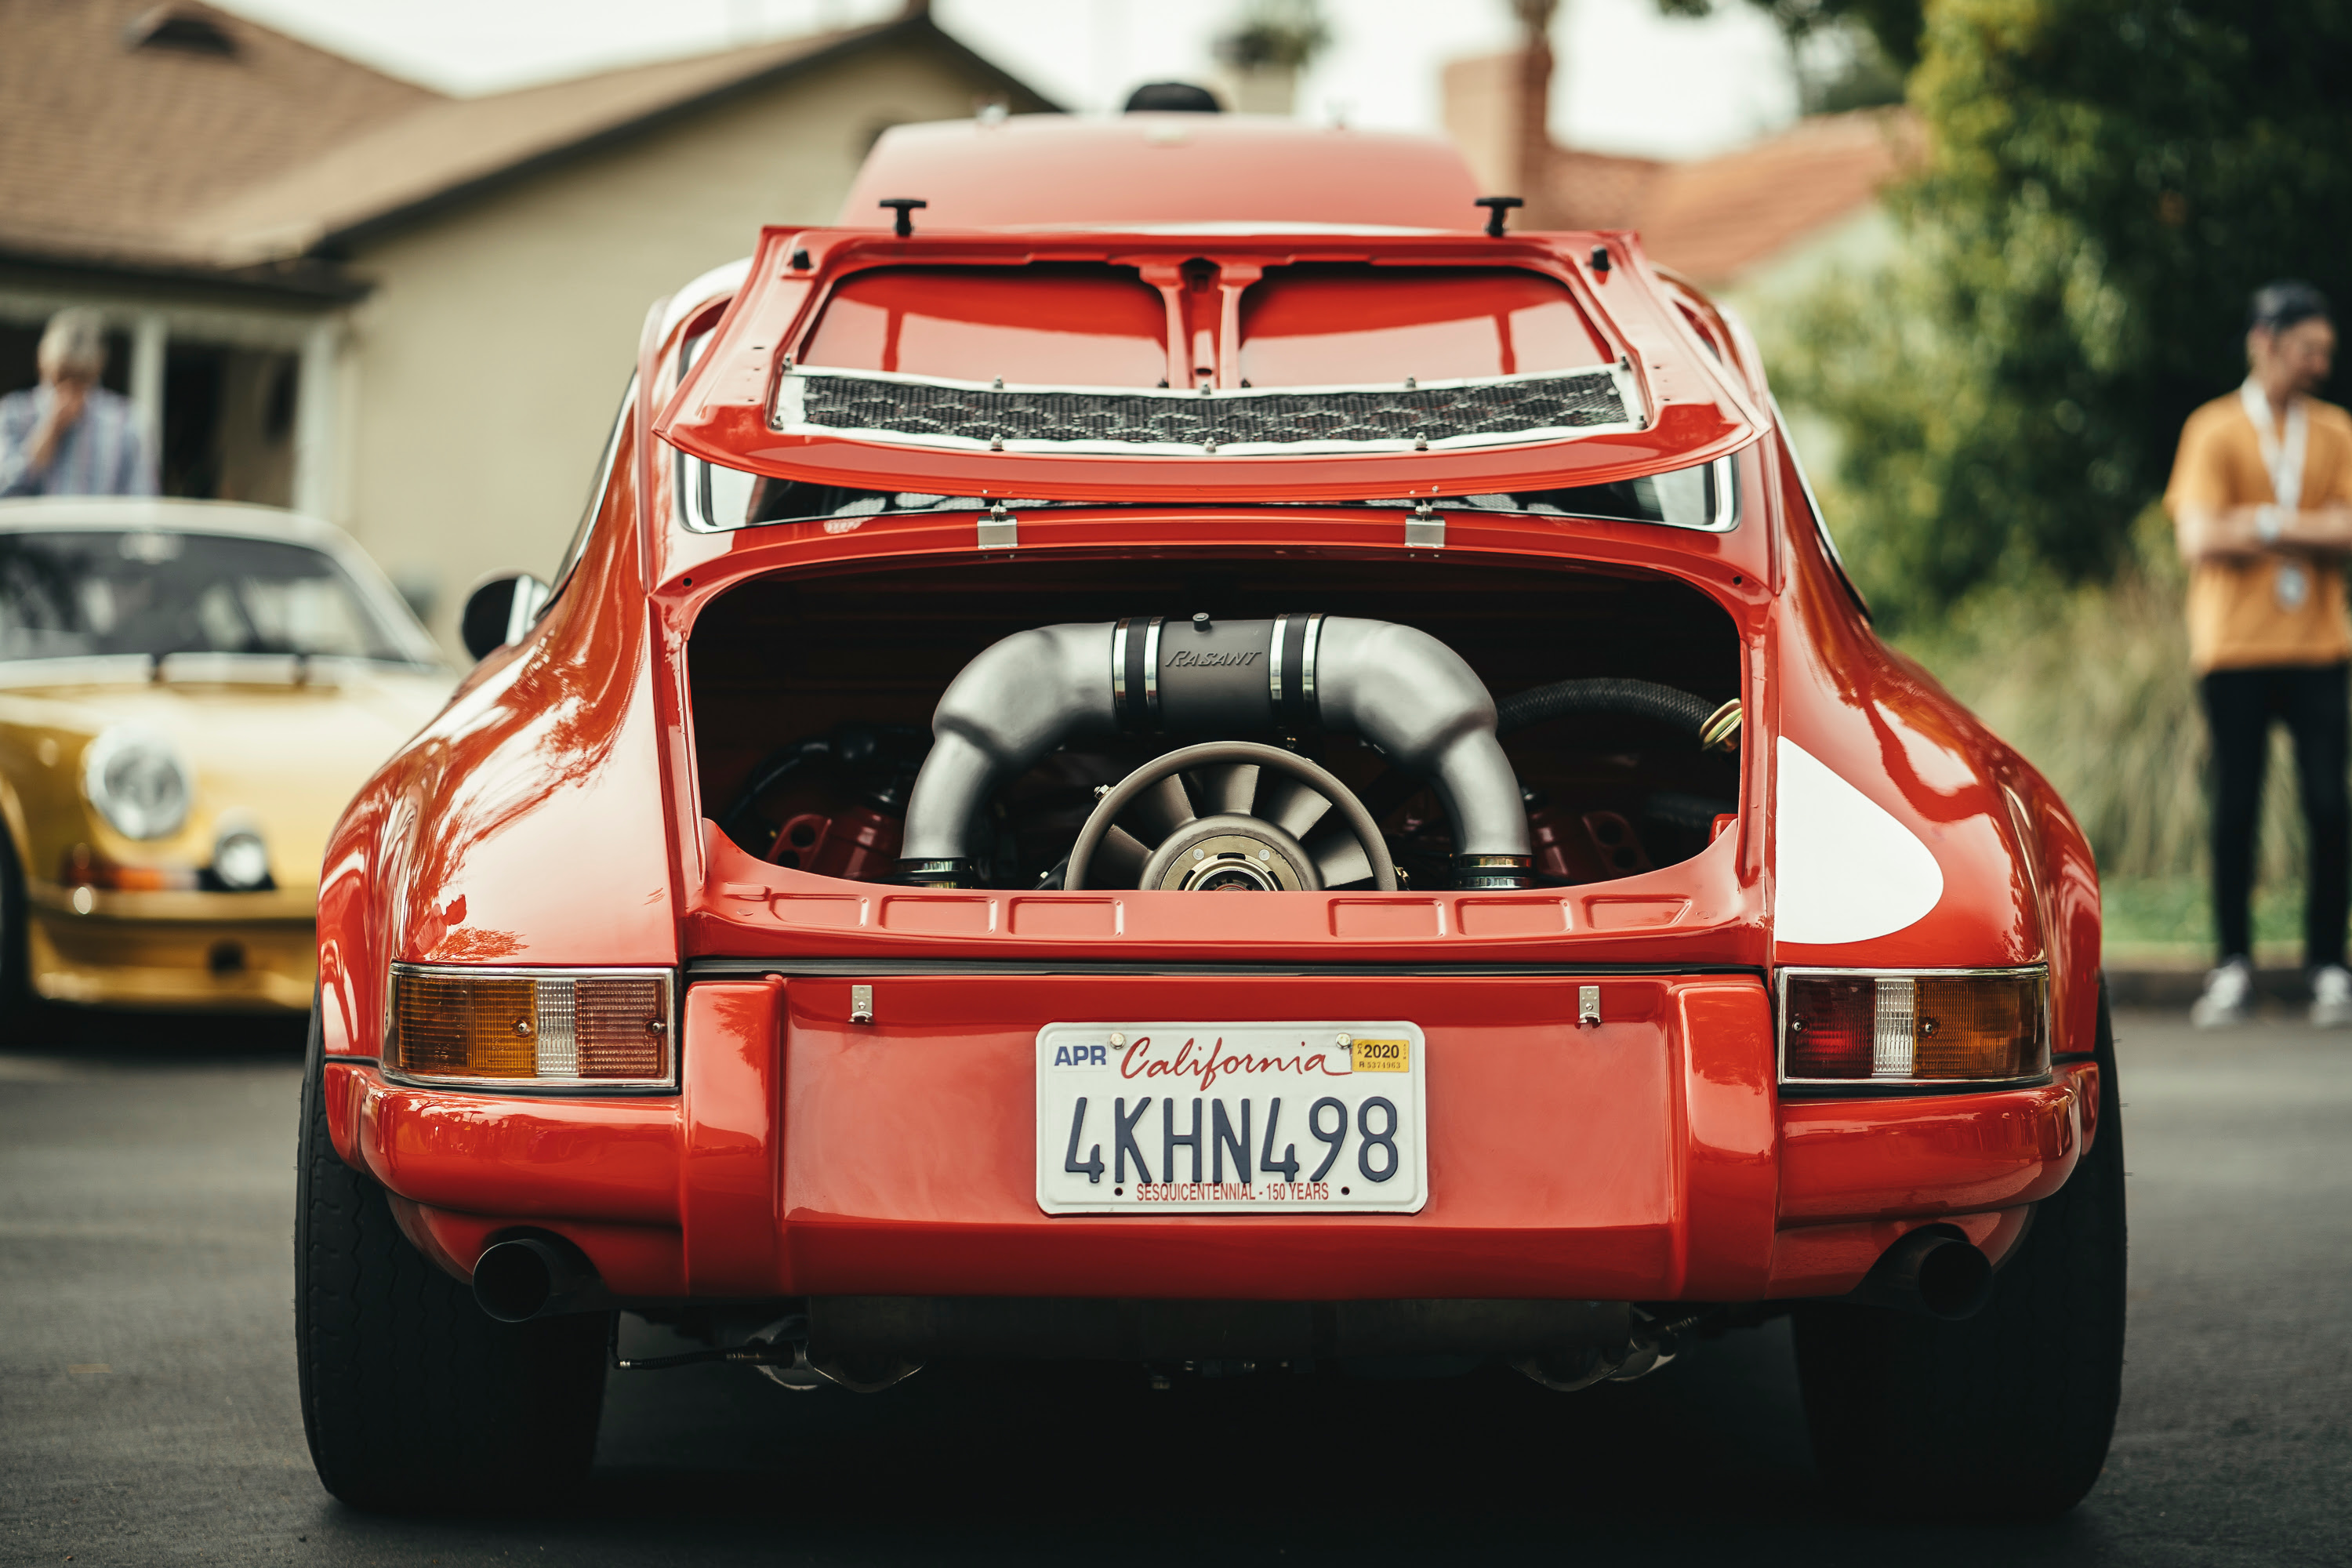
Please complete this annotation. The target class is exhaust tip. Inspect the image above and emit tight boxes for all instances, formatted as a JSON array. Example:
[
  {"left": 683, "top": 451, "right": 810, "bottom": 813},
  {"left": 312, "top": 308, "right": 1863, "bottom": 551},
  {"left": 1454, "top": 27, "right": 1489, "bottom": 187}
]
[
  {"left": 1855, "top": 1227, "right": 1995, "bottom": 1321},
  {"left": 1912, "top": 1235, "right": 1995, "bottom": 1319},
  {"left": 472, "top": 1236, "right": 590, "bottom": 1323}
]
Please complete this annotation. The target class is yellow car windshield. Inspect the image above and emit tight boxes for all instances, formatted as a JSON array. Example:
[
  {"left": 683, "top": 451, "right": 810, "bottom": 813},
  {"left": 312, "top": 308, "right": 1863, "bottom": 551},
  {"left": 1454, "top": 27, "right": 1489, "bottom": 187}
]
[{"left": 0, "top": 529, "right": 413, "bottom": 664}]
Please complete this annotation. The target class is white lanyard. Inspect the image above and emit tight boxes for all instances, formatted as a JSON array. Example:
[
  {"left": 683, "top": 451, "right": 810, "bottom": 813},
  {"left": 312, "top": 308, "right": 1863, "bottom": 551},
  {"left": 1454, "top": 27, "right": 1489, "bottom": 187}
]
[
  {"left": 2241, "top": 379, "right": 2313, "bottom": 610},
  {"left": 2241, "top": 378, "right": 2308, "bottom": 509}
]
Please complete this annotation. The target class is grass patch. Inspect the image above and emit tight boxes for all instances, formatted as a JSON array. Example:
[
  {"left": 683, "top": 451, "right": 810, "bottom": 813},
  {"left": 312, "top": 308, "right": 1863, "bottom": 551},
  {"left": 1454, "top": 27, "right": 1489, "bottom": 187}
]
[{"left": 2100, "top": 873, "right": 2313, "bottom": 964}]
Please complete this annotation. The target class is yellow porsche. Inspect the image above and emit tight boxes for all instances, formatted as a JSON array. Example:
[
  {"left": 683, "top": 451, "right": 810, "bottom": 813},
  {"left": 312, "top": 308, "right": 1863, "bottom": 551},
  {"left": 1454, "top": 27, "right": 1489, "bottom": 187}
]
[{"left": 0, "top": 499, "right": 449, "bottom": 1015}]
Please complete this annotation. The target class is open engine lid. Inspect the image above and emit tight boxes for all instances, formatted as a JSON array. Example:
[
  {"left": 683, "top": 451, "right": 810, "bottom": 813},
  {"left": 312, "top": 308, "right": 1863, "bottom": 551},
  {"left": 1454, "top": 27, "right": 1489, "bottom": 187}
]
[{"left": 655, "top": 227, "right": 1762, "bottom": 503}]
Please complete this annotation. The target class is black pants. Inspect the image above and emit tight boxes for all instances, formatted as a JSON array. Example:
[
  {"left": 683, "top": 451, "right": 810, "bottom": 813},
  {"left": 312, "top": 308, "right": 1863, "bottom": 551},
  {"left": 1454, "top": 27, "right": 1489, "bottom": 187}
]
[{"left": 2201, "top": 661, "right": 2350, "bottom": 967}]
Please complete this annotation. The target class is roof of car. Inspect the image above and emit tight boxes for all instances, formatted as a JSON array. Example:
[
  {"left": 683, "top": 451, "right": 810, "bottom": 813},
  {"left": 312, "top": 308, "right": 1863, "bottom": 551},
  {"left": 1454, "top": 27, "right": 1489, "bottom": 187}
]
[
  {"left": 0, "top": 495, "right": 343, "bottom": 542},
  {"left": 840, "top": 114, "right": 1486, "bottom": 234}
]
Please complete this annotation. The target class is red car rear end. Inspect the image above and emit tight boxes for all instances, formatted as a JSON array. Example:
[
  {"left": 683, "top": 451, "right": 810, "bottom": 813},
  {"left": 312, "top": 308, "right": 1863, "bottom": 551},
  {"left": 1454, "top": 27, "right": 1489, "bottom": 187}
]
[{"left": 293, "top": 108, "right": 2123, "bottom": 1521}]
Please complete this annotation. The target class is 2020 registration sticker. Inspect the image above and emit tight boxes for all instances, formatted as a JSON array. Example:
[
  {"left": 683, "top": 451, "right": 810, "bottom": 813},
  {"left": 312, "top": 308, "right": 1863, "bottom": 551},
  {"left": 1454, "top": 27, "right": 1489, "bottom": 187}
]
[{"left": 1034, "top": 1022, "right": 1428, "bottom": 1215}]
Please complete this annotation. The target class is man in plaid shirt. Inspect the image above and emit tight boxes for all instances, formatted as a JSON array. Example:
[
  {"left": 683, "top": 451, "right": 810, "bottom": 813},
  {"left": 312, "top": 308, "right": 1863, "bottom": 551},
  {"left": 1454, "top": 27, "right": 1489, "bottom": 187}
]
[{"left": 0, "top": 309, "right": 157, "bottom": 498}]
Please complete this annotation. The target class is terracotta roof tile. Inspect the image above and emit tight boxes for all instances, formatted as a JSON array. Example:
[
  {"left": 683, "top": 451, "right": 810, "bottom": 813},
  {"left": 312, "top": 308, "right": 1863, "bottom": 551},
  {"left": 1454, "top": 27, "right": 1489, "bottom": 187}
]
[
  {"left": 0, "top": 6, "right": 983, "bottom": 276},
  {"left": 1632, "top": 107, "right": 1921, "bottom": 285},
  {"left": 1545, "top": 147, "right": 1668, "bottom": 231},
  {"left": 178, "top": 24, "right": 895, "bottom": 265},
  {"left": 0, "top": 0, "right": 435, "bottom": 265}
]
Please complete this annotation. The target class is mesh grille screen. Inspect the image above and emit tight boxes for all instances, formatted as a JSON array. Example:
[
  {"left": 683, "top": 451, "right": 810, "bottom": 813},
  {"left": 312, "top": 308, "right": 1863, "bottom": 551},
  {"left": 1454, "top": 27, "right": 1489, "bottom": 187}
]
[{"left": 793, "top": 372, "right": 1628, "bottom": 448}]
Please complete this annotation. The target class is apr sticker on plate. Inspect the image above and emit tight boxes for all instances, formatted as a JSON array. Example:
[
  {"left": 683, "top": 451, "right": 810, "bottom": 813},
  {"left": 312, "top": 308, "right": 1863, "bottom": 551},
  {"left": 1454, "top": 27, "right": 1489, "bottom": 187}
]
[{"left": 1035, "top": 1022, "right": 1428, "bottom": 1215}]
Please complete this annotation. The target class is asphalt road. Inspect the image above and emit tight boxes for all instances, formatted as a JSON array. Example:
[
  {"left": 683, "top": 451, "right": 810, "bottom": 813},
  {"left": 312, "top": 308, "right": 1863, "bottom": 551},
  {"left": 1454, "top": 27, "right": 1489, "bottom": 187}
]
[{"left": 2, "top": 1005, "right": 2347, "bottom": 1568}]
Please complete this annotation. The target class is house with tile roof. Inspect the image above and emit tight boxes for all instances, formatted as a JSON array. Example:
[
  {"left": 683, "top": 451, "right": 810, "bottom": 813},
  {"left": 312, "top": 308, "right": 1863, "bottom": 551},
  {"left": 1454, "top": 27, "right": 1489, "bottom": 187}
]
[
  {"left": 0, "top": 0, "right": 1050, "bottom": 643},
  {"left": 1632, "top": 107, "right": 1922, "bottom": 302},
  {"left": 1441, "top": 49, "right": 1918, "bottom": 300}
]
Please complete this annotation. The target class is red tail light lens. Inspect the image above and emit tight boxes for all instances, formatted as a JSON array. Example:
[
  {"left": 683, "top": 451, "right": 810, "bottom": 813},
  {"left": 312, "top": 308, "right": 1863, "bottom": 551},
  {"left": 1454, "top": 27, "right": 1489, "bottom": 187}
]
[
  {"left": 1783, "top": 975, "right": 1875, "bottom": 1077},
  {"left": 1781, "top": 969, "right": 2049, "bottom": 1085},
  {"left": 576, "top": 977, "right": 670, "bottom": 1079},
  {"left": 388, "top": 967, "right": 675, "bottom": 1089}
]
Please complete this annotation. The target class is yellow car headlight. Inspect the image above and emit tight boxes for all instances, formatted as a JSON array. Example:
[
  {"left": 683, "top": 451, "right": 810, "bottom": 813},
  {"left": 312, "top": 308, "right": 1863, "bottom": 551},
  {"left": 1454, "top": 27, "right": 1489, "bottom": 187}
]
[
  {"left": 82, "top": 724, "right": 192, "bottom": 841},
  {"left": 387, "top": 964, "right": 675, "bottom": 1090}
]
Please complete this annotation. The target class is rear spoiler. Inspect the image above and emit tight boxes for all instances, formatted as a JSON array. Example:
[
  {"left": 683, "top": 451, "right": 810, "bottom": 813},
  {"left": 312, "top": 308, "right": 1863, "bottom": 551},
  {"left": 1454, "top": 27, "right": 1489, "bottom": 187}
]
[{"left": 654, "top": 226, "right": 1762, "bottom": 505}]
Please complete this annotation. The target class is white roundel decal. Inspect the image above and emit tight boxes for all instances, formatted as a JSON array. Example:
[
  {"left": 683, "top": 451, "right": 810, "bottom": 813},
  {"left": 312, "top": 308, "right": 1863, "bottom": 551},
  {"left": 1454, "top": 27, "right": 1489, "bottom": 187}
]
[{"left": 1774, "top": 736, "right": 1944, "bottom": 944}]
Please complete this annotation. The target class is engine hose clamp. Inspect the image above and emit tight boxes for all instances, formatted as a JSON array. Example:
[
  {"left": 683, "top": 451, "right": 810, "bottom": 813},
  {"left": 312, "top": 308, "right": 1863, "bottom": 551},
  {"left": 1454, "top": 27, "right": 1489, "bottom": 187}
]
[
  {"left": 1452, "top": 853, "right": 1533, "bottom": 891},
  {"left": 894, "top": 856, "right": 977, "bottom": 889},
  {"left": 1112, "top": 618, "right": 1134, "bottom": 728},
  {"left": 1267, "top": 613, "right": 1288, "bottom": 710},
  {"left": 1298, "top": 612, "right": 1325, "bottom": 723},
  {"left": 1141, "top": 615, "right": 1163, "bottom": 729},
  {"left": 1272, "top": 611, "right": 1323, "bottom": 732},
  {"left": 1112, "top": 617, "right": 1167, "bottom": 733}
]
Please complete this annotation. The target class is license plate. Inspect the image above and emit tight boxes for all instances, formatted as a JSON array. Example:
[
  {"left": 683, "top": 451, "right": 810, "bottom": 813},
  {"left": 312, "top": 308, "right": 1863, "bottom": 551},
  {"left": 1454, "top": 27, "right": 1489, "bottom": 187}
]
[{"left": 1035, "top": 1022, "right": 1428, "bottom": 1214}]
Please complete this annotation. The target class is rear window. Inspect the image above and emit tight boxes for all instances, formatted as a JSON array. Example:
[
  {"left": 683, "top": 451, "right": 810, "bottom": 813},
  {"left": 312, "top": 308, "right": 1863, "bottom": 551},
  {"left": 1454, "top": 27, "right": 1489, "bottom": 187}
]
[{"left": 684, "top": 455, "right": 1735, "bottom": 535}]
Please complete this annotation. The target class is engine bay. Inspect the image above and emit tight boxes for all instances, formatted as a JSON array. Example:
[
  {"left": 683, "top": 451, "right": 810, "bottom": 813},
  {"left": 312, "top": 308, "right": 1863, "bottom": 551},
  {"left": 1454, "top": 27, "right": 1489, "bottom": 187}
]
[{"left": 688, "top": 554, "right": 1744, "bottom": 892}]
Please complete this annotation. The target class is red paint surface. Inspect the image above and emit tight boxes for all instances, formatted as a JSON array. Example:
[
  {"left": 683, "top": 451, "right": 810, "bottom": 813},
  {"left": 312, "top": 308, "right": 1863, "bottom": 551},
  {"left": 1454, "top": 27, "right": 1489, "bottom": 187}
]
[
  {"left": 1778, "top": 1064, "right": 2091, "bottom": 1223},
  {"left": 839, "top": 116, "right": 1482, "bottom": 234},
  {"left": 680, "top": 979, "right": 786, "bottom": 1296},
  {"left": 353, "top": 1076, "right": 681, "bottom": 1226},
  {"left": 1675, "top": 984, "right": 1779, "bottom": 1299}
]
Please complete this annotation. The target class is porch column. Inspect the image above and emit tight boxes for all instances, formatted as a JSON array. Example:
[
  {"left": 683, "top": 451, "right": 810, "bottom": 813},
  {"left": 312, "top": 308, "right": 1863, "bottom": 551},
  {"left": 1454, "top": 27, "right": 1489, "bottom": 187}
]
[
  {"left": 128, "top": 313, "right": 166, "bottom": 458},
  {"left": 292, "top": 318, "right": 341, "bottom": 521}
]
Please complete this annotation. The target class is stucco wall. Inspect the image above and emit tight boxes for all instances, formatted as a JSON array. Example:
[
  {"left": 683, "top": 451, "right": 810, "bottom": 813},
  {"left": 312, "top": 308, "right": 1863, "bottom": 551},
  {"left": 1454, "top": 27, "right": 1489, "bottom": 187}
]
[{"left": 339, "top": 41, "right": 1016, "bottom": 648}]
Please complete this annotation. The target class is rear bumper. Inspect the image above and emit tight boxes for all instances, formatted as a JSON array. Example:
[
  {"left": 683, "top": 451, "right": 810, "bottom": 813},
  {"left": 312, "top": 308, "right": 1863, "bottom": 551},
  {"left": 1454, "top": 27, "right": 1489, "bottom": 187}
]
[
  {"left": 325, "top": 971, "right": 2094, "bottom": 1305},
  {"left": 27, "top": 889, "right": 314, "bottom": 1012}
]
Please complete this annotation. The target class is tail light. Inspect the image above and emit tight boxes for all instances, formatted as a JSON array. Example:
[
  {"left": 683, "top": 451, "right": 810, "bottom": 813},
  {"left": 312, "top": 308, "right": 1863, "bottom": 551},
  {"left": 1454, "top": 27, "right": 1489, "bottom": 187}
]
[
  {"left": 386, "top": 965, "right": 675, "bottom": 1090},
  {"left": 1780, "top": 967, "right": 2049, "bottom": 1087}
]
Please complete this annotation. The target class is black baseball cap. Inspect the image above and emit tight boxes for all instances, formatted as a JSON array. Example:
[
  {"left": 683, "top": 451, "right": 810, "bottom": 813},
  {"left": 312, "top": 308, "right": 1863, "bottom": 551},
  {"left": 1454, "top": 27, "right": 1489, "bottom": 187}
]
[
  {"left": 2249, "top": 279, "right": 2332, "bottom": 332},
  {"left": 1124, "top": 82, "right": 1222, "bottom": 113}
]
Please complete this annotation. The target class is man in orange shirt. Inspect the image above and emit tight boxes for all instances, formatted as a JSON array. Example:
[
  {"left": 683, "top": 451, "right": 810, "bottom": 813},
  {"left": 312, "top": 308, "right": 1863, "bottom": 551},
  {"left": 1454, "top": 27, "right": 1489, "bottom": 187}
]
[{"left": 2169, "top": 281, "right": 2352, "bottom": 1027}]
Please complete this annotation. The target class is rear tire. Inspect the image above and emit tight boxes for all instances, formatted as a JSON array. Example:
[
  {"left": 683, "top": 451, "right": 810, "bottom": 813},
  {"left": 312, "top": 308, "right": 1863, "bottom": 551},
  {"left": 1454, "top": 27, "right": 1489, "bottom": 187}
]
[
  {"left": 294, "top": 1002, "right": 608, "bottom": 1512},
  {"left": 1792, "top": 975, "right": 2126, "bottom": 1520}
]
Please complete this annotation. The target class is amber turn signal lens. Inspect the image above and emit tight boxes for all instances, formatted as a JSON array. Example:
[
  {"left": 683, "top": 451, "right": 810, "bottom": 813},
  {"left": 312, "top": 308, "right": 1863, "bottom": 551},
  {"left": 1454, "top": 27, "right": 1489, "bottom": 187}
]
[
  {"left": 389, "top": 967, "right": 673, "bottom": 1087},
  {"left": 1782, "top": 969, "right": 2048, "bottom": 1083}
]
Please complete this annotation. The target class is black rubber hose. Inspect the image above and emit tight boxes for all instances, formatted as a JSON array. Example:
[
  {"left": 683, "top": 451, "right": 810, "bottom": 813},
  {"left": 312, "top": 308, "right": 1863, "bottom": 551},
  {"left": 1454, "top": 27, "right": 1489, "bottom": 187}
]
[
  {"left": 1494, "top": 677, "right": 1719, "bottom": 741},
  {"left": 1360, "top": 678, "right": 1727, "bottom": 828},
  {"left": 716, "top": 743, "right": 828, "bottom": 848},
  {"left": 1642, "top": 791, "right": 1737, "bottom": 836}
]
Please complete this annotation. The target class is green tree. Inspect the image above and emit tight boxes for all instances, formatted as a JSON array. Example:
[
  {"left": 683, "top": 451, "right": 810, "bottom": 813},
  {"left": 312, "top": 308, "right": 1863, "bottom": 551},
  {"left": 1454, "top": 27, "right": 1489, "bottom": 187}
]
[
  {"left": 1657, "top": 0, "right": 1918, "bottom": 109},
  {"left": 1777, "top": 0, "right": 2352, "bottom": 624},
  {"left": 1215, "top": 0, "right": 1330, "bottom": 72}
]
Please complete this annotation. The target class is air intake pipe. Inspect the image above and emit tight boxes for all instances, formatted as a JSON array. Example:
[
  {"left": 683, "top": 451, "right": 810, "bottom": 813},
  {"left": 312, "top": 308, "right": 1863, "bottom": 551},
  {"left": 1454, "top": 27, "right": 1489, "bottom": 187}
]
[{"left": 898, "top": 613, "right": 1530, "bottom": 889}]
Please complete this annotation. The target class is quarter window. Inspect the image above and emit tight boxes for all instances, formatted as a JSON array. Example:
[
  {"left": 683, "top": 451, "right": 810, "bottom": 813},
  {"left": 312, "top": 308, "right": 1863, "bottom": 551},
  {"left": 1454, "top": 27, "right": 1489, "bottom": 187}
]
[{"left": 543, "top": 376, "right": 636, "bottom": 616}]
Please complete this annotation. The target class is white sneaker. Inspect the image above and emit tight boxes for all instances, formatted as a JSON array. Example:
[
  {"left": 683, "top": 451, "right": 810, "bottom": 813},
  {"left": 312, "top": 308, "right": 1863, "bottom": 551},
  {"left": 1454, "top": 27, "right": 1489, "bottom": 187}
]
[
  {"left": 2191, "top": 958, "right": 2255, "bottom": 1028},
  {"left": 2311, "top": 965, "right": 2352, "bottom": 1028}
]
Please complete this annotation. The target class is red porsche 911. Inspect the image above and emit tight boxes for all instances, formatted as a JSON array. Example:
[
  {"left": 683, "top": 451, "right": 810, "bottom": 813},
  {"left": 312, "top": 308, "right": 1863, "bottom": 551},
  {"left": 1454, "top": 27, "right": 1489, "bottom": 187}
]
[{"left": 294, "top": 107, "right": 2122, "bottom": 1519}]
